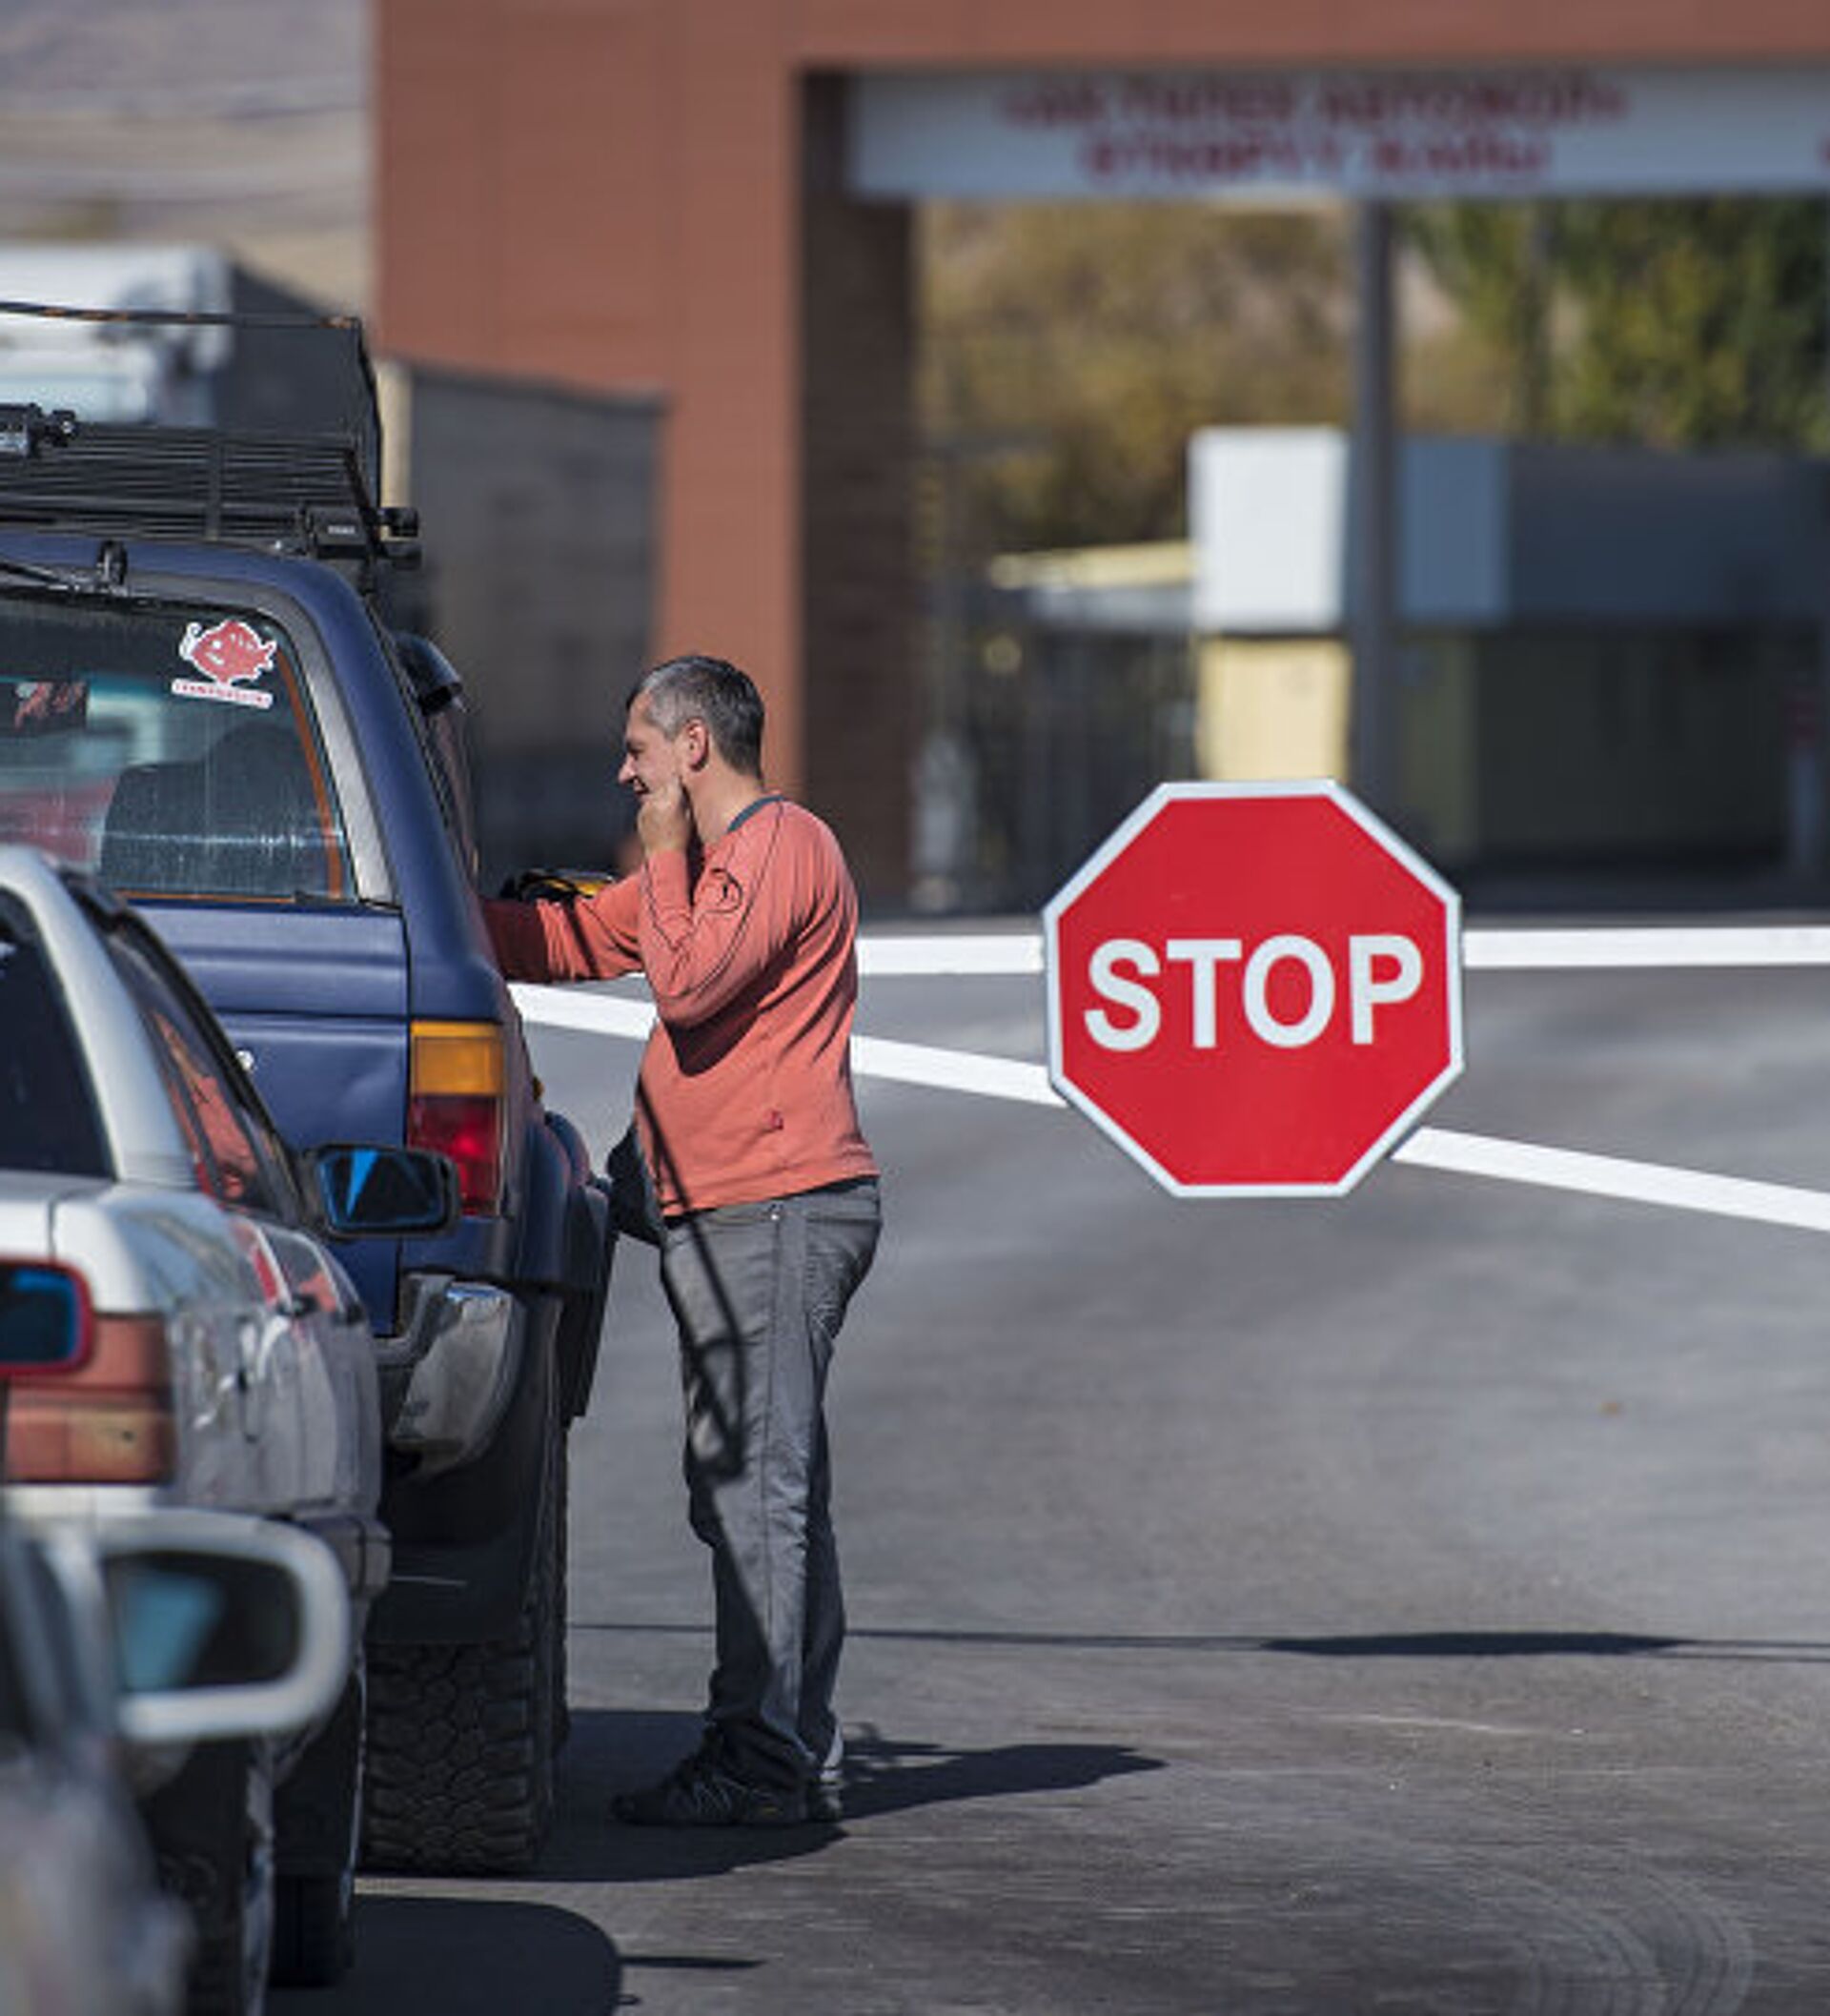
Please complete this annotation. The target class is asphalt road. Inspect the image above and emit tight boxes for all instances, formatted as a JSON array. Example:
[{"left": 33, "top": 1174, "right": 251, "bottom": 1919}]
[{"left": 281, "top": 931, "right": 1830, "bottom": 2015}]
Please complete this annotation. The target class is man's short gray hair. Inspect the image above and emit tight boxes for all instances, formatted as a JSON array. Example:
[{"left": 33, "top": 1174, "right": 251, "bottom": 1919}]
[{"left": 631, "top": 655, "right": 764, "bottom": 777}]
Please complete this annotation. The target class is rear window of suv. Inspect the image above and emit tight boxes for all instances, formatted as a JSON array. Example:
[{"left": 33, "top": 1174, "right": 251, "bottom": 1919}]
[{"left": 0, "top": 594, "right": 352, "bottom": 903}]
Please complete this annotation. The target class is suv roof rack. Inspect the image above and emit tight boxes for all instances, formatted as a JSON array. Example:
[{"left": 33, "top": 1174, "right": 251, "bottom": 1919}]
[
  {"left": 0, "top": 300, "right": 418, "bottom": 584},
  {"left": 0, "top": 410, "right": 420, "bottom": 580}
]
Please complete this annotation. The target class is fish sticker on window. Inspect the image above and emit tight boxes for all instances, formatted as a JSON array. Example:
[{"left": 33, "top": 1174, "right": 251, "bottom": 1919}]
[{"left": 171, "top": 619, "right": 277, "bottom": 710}]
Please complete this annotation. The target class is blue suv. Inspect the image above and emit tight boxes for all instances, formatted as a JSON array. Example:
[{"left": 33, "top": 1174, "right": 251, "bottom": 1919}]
[{"left": 0, "top": 403, "right": 617, "bottom": 1881}]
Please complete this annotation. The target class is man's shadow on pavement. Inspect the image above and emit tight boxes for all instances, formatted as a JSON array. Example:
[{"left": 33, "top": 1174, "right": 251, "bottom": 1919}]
[
  {"left": 837, "top": 1723, "right": 1164, "bottom": 1820},
  {"left": 535, "top": 1708, "right": 1164, "bottom": 1882}
]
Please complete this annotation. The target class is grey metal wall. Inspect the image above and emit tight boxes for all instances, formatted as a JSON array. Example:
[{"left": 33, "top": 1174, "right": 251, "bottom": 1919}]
[{"left": 390, "top": 365, "right": 660, "bottom": 884}]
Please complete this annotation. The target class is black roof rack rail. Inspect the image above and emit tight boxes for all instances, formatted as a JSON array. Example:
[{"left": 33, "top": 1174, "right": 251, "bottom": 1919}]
[
  {"left": 0, "top": 295, "right": 385, "bottom": 489},
  {"left": 0, "top": 410, "right": 420, "bottom": 584},
  {"left": 0, "top": 300, "right": 417, "bottom": 586}
]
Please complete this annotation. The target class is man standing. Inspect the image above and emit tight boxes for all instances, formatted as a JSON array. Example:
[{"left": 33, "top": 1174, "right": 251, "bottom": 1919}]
[{"left": 486, "top": 654, "right": 881, "bottom": 1827}]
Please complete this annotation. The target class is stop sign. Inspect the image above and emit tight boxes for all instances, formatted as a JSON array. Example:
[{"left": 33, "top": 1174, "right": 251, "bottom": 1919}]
[{"left": 1044, "top": 782, "right": 1462, "bottom": 1195}]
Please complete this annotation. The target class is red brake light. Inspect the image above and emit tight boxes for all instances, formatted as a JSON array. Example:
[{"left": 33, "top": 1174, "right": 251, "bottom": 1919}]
[
  {"left": 408, "top": 1021, "right": 505, "bottom": 1214},
  {"left": 408, "top": 1093, "right": 503, "bottom": 1214}
]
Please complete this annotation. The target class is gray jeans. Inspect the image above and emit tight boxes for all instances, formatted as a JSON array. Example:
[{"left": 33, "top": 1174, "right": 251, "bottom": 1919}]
[{"left": 659, "top": 1177, "right": 881, "bottom": 1790}]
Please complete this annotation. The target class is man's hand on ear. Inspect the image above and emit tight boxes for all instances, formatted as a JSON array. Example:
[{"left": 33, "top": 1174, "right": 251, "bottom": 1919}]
[{"left": 637, "top": 775, "right": 694, "bottom": 857}]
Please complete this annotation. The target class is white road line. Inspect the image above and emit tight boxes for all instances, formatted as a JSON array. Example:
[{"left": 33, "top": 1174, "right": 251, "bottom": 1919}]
[
  {"left": 1393, "top": 1128, "right": 1830, "bottom": 1234},
  {"left": 859, "top": 934, "right": 1044, "bottom": 976},
  {"left": 511, "top": 981, "right": 1064, "bottom": 1104},
  {"left": 850, "top": 1035, "right": 1064, "bottom": 1106},
  {"left": 510, "top": 983, "right": 654, "bottom": 1039},
  {"left": 855, "top": 926, "right": 1830, "bottom": 975}
]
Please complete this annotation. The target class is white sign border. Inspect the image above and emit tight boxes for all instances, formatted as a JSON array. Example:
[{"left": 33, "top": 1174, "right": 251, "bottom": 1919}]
[{"left": 1042, "top": 779, "right": 1464, "bottom": 1200}]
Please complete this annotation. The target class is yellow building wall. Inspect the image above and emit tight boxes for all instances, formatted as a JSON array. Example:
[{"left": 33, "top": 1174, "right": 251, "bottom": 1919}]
[{"left": 1197, "top": 636, "right": 1351, "bottom": 784}]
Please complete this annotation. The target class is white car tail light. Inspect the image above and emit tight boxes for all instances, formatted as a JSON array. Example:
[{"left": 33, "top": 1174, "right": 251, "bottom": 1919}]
[{"left": 4, "top": 1313, "right": 176, "bottom": 1484}]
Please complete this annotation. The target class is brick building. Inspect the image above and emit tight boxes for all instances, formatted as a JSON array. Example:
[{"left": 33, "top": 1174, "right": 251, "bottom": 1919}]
[{"left": 376, "top": 2, "right": 1830, "bottom": 902}]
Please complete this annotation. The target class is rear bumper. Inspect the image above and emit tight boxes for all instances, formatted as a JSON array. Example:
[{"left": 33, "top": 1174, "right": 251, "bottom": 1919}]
[
  {"left": 368, "top": 1289, "right": 560, "bottom": 1644},
  {"left": 377, "top": 1273, "right": 525, "bottom": 1476}
]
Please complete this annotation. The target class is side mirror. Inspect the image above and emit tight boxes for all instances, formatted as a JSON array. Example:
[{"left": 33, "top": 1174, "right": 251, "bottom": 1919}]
[
  {"left": 90, "top": 1511, "right": 352, "bottom": 1748},
  {"left": 304, "top": 1144, "right": 460, "bottom": 1238},
  {"left": 0, "top": 1259, "right": 92, "bottom": 1373}
]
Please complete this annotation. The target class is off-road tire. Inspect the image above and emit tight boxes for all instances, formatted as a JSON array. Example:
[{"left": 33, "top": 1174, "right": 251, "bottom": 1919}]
[{"left": 360, "top": 1436, "right": 561, "bottom": 1874}]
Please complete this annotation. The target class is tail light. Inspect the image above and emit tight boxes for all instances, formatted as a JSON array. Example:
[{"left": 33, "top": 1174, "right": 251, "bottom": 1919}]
[
  {"left": 3, "top": 1313, "right": 176, "bottom": 1484},
  {"left": 408, "top": 1019, "right": 505, "bottom": 1214}
]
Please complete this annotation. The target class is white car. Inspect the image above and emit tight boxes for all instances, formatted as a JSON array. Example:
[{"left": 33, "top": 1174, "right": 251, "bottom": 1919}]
[
  {"left": 0, "top": 845, "right": 456, "bottom": 2012},
  {"left": 0, "top": 1496, "right": 192, "bottom": 2016},
  {"left": 0, "top": 1483, "right": 356, "bottom": 2016}
]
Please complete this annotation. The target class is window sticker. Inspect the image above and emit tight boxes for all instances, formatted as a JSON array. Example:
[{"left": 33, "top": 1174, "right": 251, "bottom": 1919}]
[
  {"left": 171, "top": 619, "right": 277, "bottom": 710},
  {"left": 10, "top": 681, "right": 89, "bottom": 732}
]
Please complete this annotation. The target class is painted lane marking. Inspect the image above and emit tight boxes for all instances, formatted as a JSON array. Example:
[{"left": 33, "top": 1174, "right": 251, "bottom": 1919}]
[
  {"left": 1393, "top": 1128, "right": 1830, "bottom": 1235},
  {"left": 859, "top": 934, "right": 1044, "bottom": 975},
  {"left": 510, "top": 983, "right": 1064, "bottom": 1105},
  {"left": 511, "top": 983, "right": 654, "bottom": 1039},
  {"left": 849, "top": 1035, "right": 1064, "bottom": 1106}
]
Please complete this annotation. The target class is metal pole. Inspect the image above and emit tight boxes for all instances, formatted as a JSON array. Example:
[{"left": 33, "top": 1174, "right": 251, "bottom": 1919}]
[
  {"left": 1349, "top": 199, "right": 1397, "bottom": 815},
  {"left": 1801, "top": 197, "right": 1830, "bottom": 885}
]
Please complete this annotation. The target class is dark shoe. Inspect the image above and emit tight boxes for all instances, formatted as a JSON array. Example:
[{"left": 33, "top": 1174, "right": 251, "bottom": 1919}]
[{"left": 612, "top": 1747, "right": 807, "bottom": 1828}]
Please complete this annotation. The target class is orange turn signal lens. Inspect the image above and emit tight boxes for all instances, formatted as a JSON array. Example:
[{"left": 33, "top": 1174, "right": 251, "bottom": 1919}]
[{"left": 409, "top": 1021, "right": 505, "bottom": 1097}]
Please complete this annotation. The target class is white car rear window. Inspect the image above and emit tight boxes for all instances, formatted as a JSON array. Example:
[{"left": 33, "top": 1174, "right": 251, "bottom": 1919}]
[{"left": 0, "top": 904, "right": 108, "bottom": 1178}]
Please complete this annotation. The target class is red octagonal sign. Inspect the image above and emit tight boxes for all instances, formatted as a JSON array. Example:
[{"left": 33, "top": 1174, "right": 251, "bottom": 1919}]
[{"left": 1045, "top": 782, "right": 1463, "bottom": 1196}]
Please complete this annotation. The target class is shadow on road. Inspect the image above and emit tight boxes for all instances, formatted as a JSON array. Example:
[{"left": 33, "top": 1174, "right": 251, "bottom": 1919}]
[
  {"left": 730, "top": 1620, "right": 1830, "bottom": 1665},
  {"left": 523, "top": 1707, "right": 1164, "bottom": 1882},
  {"left": 1260, "top": 1629, "right": 1830, "bottom": 1663},
  {"left": 1262, "top": 1629, "right": 1688, "bottom": 1658},
  {"left": 535, "top": 1708, "right": 839, "bottom": 1882},
  {"left": 838, "top": 1724, "right": 1164, "bottom": 1819},
  {"left": 271, "top": 1897, "right": 619, "bottom": 2016}
]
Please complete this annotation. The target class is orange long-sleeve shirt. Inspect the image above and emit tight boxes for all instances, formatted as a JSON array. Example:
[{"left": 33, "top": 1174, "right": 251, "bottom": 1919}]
[{"left": 485, "top": 797, "right": 877, "bottom": 1217}]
